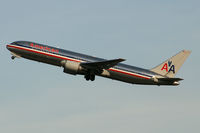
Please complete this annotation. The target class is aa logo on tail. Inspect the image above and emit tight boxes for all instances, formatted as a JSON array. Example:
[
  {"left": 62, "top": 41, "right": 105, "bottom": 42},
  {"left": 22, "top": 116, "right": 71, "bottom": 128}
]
[{"left": 161, "top": 61, "right": 175, "bottom": 73}]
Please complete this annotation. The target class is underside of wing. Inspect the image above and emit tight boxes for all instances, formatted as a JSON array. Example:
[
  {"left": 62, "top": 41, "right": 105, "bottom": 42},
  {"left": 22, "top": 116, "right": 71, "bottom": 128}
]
[{"left": 80, "top": 58, "right": 125, "bottom": 70}]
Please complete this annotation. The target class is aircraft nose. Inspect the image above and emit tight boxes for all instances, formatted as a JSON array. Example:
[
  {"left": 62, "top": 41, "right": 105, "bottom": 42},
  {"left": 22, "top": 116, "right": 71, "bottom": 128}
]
[
  {"left": 7, "top": 42, "right": 16, "bottom": 51},
  {"left": 6, "top": 44, "right": 10, "bottom": 50}
]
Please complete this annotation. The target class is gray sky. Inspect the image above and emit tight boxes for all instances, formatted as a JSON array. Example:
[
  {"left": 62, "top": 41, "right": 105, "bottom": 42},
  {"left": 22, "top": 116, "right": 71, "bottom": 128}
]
[{"left": 0, "top": 0, "right": 200, "bottom": 133}]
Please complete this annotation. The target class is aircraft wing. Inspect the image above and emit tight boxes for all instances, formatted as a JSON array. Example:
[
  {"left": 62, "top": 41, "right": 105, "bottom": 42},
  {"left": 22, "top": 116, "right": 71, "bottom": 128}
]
[{"left": 80, "top": 58, "right": 125, "bottom": 70}]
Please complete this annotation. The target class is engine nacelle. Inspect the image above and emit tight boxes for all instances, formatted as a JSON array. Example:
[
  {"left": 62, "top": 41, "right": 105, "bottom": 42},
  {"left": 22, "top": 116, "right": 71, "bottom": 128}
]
[{"left": 62, "top": 60, "right": 82, "bottom": 75}]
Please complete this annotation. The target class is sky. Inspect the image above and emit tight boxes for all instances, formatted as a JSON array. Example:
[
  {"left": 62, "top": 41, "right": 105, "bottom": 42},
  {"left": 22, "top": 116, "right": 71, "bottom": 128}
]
[{"left": 0, "top": 0, "right": 200, "bottom": 133}]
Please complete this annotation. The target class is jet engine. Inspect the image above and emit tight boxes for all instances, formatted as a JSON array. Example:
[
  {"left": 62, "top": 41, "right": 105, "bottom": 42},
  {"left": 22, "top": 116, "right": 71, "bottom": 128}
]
[{"left": 62, "top": 60, "right": 83, "bottom": 75}]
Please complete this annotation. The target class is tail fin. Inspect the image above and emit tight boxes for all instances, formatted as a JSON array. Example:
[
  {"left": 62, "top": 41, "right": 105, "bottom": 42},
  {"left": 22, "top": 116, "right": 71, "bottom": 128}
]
[{"left": 151, "top": 50, "right": 191, "bottom": 78}]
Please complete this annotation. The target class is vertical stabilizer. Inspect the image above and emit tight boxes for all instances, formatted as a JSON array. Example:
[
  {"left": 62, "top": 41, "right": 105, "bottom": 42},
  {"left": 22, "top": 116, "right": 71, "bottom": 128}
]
[{"left": 151, "top": 50, "right": 191, "bottom": 78}]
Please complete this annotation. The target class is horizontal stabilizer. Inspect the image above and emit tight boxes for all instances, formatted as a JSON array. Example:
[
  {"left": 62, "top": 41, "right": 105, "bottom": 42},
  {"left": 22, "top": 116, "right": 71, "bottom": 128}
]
[{"left": 158, "top": 78, "right": 183, "bottom": 82}]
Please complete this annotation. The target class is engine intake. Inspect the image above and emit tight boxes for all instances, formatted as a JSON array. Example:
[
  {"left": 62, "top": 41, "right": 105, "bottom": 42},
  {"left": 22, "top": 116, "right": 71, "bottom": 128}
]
[{"left": 62, "top": 60, "right": 82, "bottom": 75}]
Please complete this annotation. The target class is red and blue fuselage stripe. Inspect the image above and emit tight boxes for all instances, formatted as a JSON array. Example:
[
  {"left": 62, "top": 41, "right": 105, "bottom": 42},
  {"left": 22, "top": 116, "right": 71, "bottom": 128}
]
[{"left": 7, "top": 44, "right": 152, "bottom": 80}]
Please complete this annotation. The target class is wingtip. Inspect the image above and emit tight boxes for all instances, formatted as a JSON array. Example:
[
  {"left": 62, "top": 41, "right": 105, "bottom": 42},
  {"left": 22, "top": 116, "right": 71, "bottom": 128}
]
[{"left": 119, "top": 58, "right": 126, "bottom": 62}]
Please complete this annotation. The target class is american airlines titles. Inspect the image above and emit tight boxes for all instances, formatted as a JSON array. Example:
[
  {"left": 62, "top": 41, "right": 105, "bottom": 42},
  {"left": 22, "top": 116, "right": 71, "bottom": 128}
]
[{"left": 30, "top": 43, "right": 59, "bottom": 53}]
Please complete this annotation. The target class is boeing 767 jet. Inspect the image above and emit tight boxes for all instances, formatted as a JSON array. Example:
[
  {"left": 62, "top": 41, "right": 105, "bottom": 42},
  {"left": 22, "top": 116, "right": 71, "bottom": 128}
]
[{"left": 7, "top": 41, "right": 191, "bottom": 86}]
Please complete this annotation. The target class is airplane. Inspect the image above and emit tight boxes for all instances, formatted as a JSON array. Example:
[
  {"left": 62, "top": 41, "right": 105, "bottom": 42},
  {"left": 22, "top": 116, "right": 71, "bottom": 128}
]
[{"left": 6, "top": 41, "right": 191, "bottom": 86}]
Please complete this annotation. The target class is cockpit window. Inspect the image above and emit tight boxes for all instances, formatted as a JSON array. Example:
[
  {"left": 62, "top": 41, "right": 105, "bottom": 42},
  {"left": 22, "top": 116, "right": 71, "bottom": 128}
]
[
  {"left": 11, "top": 42, "right": 18, "bottom": 45},
  {"left": 11, "top": 41, "right": 28, "bottom": 46}
]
